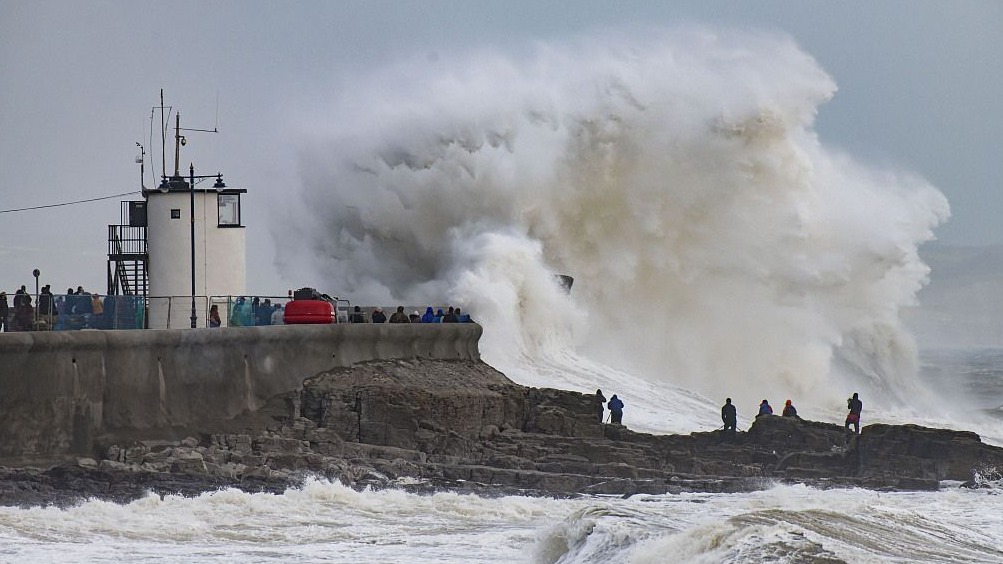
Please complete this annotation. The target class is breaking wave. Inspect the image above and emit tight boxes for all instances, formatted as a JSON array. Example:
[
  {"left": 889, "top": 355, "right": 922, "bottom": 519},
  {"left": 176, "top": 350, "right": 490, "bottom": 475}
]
[{"left": 280, "top": 27, "right": 948, "bottom": 428}]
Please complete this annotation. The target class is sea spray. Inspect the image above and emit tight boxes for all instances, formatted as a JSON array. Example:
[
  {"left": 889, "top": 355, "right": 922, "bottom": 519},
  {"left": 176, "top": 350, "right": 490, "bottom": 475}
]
[{"left": 282, "top": 27, "right": 948, "bottom": 424}]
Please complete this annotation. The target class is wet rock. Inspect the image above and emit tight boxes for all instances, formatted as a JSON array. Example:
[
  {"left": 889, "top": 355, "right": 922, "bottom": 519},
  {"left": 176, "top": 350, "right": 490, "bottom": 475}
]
[{"left": 6, "top": 359, "right": 1003, "bottom": 506}]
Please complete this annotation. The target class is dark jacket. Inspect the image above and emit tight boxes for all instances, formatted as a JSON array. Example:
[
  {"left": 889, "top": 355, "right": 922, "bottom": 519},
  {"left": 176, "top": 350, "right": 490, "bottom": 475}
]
[
  {"left": 848, "top": 397, "right": 862, "bottom": 415},
  {"left": 608, "top": 397, "right": 624, "bottom": 411},
  {"left": 722, "top": 403, "right": 737, "bottom": 423},
  {"left": 350, "top": 306, "right": 365, "bottom": 323}
]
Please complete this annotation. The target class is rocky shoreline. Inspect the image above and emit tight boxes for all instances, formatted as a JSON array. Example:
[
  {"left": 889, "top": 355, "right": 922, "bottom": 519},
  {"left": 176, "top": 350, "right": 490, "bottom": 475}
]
[{"left": 2, "top": 358, "right": 1002, "bottom": 507}]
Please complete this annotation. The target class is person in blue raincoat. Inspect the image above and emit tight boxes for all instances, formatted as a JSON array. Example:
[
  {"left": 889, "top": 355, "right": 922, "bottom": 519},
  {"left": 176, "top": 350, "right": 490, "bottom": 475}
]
[
  {"left": 607, "top": 394, "right": 624, "bottom": 424},
  {"left": 421, "top": 306, "right": 436, "bottom": 323},
  {"left": 757, "top": 399, "right": 773, "bottom": 418}
]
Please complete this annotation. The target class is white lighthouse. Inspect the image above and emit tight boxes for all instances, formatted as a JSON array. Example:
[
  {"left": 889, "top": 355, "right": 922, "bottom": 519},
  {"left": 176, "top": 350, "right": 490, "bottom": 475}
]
[
  {"left": 108, "top": 104, "right": 247, "bottom": 329},
  {"left": 145, "top": 172, "right": 246, "bottom": 328}
]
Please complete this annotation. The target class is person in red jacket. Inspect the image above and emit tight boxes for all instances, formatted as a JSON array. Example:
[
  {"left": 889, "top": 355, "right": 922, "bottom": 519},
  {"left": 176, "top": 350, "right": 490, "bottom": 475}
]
[
  {"left": 782, "top": 399, "right": 799, "bottom": 418},
  {"left": 845, "top": 393, "right": 863, "bottom": 438}
]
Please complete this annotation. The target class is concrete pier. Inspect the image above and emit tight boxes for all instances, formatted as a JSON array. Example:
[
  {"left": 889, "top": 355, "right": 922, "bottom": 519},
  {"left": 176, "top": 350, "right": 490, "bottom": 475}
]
[{"left": 0, "top": 323, "right": 481, "bottom": 459}]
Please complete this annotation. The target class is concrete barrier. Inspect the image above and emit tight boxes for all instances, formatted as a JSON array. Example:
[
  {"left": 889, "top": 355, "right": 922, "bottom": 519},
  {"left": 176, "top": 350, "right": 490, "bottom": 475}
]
[{"left": 0, "top": 323, "right": 481, "bottom": 459}]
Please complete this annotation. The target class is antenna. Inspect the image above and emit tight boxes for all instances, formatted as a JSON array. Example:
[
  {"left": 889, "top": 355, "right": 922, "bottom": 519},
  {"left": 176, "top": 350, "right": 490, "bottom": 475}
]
[
  {"left": 174, "top": 112, "right": 185, "bottom": 177},
  {"left": 135, "top": 142, "right": 145, "bottom": 190},
  {"left": 160, "top": 89, "right": 166, "bottom": 179},
  {"left": 147, "top": 107, "right": 156, "bottom": 190},
  {"left": 150, "top": 91, "right": 218, "bottom": 186}
]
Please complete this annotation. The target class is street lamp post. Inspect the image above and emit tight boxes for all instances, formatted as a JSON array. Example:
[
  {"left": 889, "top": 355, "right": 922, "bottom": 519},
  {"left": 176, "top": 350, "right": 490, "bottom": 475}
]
[
  {"left": 189, "top": 164, "right": 197, "bottom": 329},
  {"left": 32, "top": 269, "right": 40, "bottom": 325},
  {"left": 182, "top": 165, "right": 226, "bottom": 329}
]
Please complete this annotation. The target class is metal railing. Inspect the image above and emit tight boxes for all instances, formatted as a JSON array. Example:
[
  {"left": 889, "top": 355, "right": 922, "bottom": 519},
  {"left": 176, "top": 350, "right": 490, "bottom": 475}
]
[
  {"left": 1, "top": 293, "right": 146, "bottom": 331},
  {"left": 1, "top": 292, "right": 473, "bottom": 332},
  {"left": 210, "top": 295, "right": 293, "bottom": 328}
]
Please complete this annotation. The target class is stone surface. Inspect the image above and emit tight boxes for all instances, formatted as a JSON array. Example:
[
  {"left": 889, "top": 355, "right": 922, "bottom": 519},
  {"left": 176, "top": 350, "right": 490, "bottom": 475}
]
[{"left": 1, "top": 358, "right": 1002, "bottom": 506}]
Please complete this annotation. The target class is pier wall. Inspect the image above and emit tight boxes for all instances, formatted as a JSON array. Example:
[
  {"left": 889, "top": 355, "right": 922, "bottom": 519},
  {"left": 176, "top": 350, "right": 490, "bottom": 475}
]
[{"left": 0, "top": 324, "right": 481, "bottom": 460}]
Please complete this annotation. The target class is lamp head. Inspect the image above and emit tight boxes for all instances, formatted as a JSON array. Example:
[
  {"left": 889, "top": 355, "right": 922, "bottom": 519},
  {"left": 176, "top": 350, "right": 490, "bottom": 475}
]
[{"left": 212, "top": 174, "right": 226, "bottom": 191}]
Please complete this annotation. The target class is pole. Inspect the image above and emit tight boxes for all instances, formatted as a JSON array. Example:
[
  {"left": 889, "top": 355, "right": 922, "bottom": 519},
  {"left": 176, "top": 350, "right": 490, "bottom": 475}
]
[
  {"left": 32, "top": 269, "right": 40, "bottom": 325},
  {"left": 189, "top": 163, "right": 197, "bottom": 328}
]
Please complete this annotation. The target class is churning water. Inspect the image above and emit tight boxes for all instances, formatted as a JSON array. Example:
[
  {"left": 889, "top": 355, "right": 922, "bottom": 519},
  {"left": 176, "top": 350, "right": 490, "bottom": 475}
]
[{"left": 4, "top": 474, "right": 1003, "bottom": 563}]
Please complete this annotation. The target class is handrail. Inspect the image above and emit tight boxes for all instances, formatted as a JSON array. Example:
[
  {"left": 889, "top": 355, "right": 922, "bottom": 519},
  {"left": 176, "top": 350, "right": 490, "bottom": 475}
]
[{"left": 3, "top": 291, "right": 475, "bottom": 331}]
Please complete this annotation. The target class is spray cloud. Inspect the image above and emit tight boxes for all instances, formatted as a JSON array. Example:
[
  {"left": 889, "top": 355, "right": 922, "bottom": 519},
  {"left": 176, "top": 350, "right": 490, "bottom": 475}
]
[{"left": 282, "top": 27, "right": 949, "bottom": 413}]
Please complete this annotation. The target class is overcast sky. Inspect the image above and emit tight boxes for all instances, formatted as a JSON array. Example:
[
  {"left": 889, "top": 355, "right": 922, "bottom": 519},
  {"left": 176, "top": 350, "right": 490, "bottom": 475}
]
[{"left": 1, "top": 0, "right": 1000, "bottom": 296}]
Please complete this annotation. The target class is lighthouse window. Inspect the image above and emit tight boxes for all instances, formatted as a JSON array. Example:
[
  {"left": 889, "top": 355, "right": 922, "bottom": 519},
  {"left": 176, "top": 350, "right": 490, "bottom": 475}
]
[
  {"left": 170, "top": 209, "right": 181, "bottom": 219},
  {"left": 217, "top": 193, "right": 241, "bottom": 227}
]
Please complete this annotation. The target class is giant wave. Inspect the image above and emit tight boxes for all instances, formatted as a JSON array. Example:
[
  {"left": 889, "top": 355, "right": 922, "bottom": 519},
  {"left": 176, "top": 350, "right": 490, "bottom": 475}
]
[{"left": 279, "top": 28, "right": 950, "bottom": 432}]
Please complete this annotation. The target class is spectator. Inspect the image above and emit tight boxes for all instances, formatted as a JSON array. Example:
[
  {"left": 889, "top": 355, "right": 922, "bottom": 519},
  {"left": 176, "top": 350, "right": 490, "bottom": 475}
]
[
  {"left": 421, "top": 306, "right": 435, "bottom": 323},
  {"left": 256, "top": 298, "right": 273, "bottom": 326},
  {"left": 65, "top": 288, "right": 76, "bottom": 315},
  {"left": 721, "top": 398, "right": 737, "bottom": 432},
  {"left": 782, "top": 399, "right": 800, "bottom": 419},
  {"left": 230, "top": 297, "right": 245, "bottom": 326},
  {"left": 757, "top": 400, "right": 773, "bottom": 418},
  {"left": 38, "top": 285, "right": 56, "bottom": 322},
  {"left": 75, "top": 287, "right": 93, "bottom": 315},
  {"left": 434, "top": 308, "right": 444, "bottom": 323},
  {"left": 350, "top": 305, "right": 366, "bottom": 323},
  {"left": 0, "top": 292, "right": 8, "bottom": 332},
  {"left": 251, "top": 297, "right": 262, "bottom": 325},
  {"left": 845, "top": 393, "right": 863, "bottom": 439},
  {"left": 409, "top": 310, "right": 421, "bottom": 323},
  {"left": 607, "top": 394, "right": 625, "bottom": 424},
  {"left": 455, "top": 308, "right": 472, "bottom": 323},
  {"left": 14, "top": 285, "right": 28, "bottom": 308},
  {"left": 389, "top": 306, "right": 410, "bottom": 323},
  {"left": 13, "top": 298, "right": 33, "bottom": 331},
  {"left": 270, "top": 304, "right": 285, "bottom": 325},
  {"left": 12, "top": 286, "right": 32, "bottom": 330},
  {"left": 209, "top": 304, "right": 222, "bottom": 327},
  {"left": 371, "top": 307, "right": 387, "bottom": 323},
  {"left": 90, "top": 294, "right": 105, "bottom": 329},
  {"left": 442, "top": 306, "right": 459, "bottom": 323}
]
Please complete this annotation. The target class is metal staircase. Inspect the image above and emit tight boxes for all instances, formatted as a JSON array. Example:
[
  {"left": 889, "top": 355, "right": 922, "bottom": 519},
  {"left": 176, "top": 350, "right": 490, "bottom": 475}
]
[{"left": 107, "top": 201, "right": 148, "bottom": 296}]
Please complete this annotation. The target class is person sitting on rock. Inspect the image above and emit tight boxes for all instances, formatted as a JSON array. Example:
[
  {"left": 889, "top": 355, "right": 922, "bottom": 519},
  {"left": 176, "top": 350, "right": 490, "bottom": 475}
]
[
  {"left": 595, "top": 389, "right": 607, "bottom": 422},
  {"left": 782, "top": 399, "right": 799, "bottom": 419},
  {"left": 845, "top": 392, "right": 862, "bottom": 437},
  {"left": 607, "top": 394, "right": 624, "bottom": 424},
  {"left": 757, "top": 399, "right": 773, "bottom": 418},
  {"left": 721, "top": 398, "right": 737, "bottom": 432}
]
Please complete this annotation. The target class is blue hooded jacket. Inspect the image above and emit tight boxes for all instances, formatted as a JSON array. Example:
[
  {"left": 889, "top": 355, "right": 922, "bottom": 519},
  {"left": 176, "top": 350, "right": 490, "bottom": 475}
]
[
  {"left": 421, "top": 306, "right": 436, "bottom": 323},
  {"left": 608, "top": 395, "right": 624, "bottom": 411}
]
